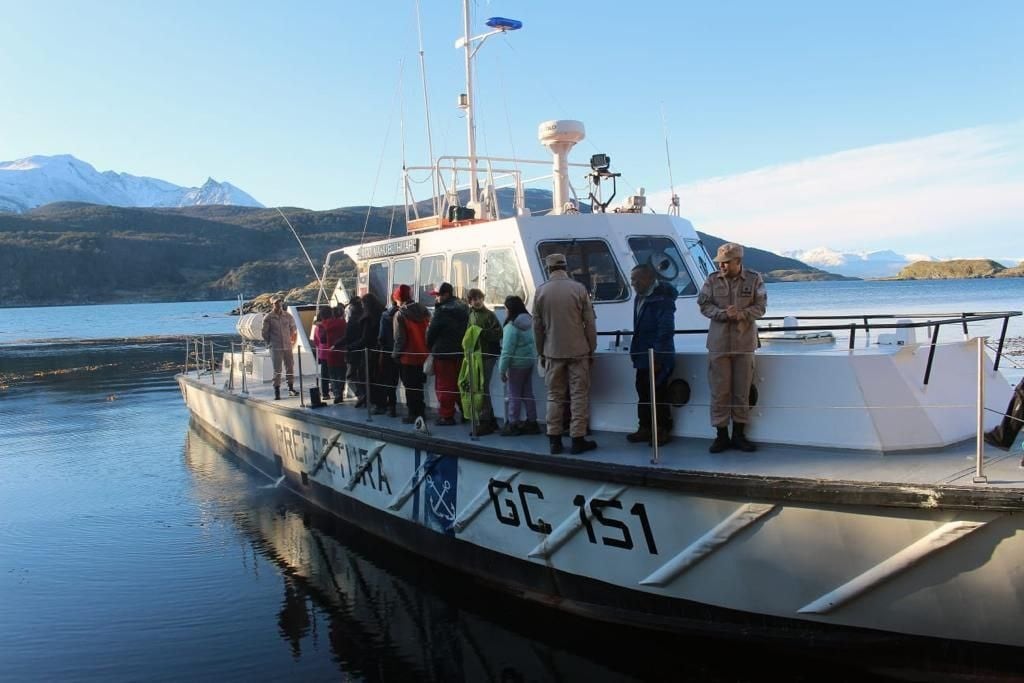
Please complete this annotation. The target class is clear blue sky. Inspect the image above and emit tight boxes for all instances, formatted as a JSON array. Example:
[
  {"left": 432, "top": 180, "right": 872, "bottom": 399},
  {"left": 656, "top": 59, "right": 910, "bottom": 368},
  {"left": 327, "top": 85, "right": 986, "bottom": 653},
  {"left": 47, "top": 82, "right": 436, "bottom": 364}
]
[{"left": 2, "top": 1, "right": 1022, "bottom": 255}]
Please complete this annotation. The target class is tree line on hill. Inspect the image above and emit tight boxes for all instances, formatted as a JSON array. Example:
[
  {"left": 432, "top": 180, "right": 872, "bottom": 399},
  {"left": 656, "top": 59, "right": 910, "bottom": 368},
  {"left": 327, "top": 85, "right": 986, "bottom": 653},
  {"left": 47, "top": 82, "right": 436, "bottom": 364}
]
[{"left": 0, "top": 199, "right": 848, "bottom": 308}]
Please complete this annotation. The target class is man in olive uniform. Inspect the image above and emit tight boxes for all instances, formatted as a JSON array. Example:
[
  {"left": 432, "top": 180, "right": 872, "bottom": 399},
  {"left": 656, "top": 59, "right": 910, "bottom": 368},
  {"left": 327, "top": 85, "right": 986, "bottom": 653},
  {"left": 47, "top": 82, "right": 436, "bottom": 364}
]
[
  {"left": 532, "top": 253, "right": 598, "bottom": 455},
  {"left": 698, "top": 243, "right": 767, "bottom": 452}
]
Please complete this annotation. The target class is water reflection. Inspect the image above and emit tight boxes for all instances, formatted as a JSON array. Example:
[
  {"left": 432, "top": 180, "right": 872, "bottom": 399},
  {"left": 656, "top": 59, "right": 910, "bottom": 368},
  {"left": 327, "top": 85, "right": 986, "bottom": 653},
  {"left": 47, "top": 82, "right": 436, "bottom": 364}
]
[{"left": 184, "top": 426, "right": 647, "bottom": 682}]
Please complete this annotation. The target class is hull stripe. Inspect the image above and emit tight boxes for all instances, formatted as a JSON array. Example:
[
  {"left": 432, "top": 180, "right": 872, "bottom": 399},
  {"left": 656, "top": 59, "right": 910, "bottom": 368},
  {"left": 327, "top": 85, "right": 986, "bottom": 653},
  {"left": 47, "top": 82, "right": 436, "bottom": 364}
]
[
  {"left": 528, "top": 484, "right": 626, "bottom": 560},
  {"left": 640, "top": 503, "right": 778, "bottom": 587},
  {"left": 452, "top": 468, "right": 522, "bottom": 533},
  {"left": 798, "top": 520, "right": 988, "bottom": 614}
]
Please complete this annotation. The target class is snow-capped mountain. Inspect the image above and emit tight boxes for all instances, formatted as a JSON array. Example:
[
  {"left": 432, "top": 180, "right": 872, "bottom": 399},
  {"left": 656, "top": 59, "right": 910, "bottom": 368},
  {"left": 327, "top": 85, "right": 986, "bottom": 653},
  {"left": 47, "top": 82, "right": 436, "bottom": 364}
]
[
  {"left": 781, "top": 247, "right": 937, "bottom": 279},
  {"left": 0, "top": 154, "right": 263, "bottom": 213}
]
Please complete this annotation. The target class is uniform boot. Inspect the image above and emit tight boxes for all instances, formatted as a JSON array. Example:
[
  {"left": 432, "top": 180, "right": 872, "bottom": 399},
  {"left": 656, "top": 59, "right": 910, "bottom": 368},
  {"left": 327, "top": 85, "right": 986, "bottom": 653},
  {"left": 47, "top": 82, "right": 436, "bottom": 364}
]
[
  {"left": 548, "top": 435, "right": 564, "bottom": 455},
  {"left": 709, "top": 426, "right": 731, "bottom": 453},
  {"left": 732, "top": 423, "right": 757, "bottom": 452},
  {"left": 274, "top": 386, "right": 281, "bottom": 401},
  {"left": 626, "top": 428, "right": 651, "bottom": 443},
  {"left": 570, "top": 436, "right": 597, "bottom": 455}
]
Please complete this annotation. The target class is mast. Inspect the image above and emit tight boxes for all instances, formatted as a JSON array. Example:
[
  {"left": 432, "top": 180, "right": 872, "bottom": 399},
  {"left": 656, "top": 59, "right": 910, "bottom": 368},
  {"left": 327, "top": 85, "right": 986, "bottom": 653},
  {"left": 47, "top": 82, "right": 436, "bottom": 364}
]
[{"left": 462, "top": 0, "right": 479, "bottom": 209}]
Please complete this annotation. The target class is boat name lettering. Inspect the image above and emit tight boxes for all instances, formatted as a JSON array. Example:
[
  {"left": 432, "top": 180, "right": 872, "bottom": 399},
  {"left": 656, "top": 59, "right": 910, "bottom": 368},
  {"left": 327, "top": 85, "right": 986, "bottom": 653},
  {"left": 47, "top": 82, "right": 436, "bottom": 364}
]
[
  {"left": 488, "top": 479, "right": 657, "bottom": 554},
  {"left": 274, "top": 423, "right": 391, "bottom": 494},
  {"left": 357, "top": 238, "right": 419, "bottom": 260}
]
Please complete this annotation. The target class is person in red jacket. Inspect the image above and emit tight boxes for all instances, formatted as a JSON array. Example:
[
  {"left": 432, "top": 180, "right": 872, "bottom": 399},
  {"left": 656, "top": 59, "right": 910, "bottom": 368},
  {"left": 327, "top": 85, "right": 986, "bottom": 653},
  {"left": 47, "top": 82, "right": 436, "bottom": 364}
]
[
  {"left": 315, "top": 305, "right": 348, "bottom": 403},
  {"left": 391, "top": 284, "right": 431, "bottom": 423}
]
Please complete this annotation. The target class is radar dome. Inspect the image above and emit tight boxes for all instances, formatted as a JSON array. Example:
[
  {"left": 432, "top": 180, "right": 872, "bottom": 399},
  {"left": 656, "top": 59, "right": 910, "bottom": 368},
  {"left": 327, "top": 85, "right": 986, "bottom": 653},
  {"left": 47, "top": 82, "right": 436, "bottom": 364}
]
[{"left": 537, "top": 119, "right": 585, "bottom": 146}]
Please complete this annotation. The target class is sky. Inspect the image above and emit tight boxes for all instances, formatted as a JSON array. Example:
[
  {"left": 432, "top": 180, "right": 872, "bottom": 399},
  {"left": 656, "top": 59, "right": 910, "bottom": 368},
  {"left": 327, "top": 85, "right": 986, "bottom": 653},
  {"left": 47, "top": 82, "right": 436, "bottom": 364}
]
[{"left": 1, "top": 1, "right": 1022, "bottom": 259}]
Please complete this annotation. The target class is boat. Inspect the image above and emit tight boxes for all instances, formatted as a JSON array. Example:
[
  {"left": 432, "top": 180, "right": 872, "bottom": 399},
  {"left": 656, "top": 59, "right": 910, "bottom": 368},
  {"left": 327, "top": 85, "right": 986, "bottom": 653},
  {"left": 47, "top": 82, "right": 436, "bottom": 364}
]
[{"left": 178, "top": 2, "right": 1024, "bottom": 658}]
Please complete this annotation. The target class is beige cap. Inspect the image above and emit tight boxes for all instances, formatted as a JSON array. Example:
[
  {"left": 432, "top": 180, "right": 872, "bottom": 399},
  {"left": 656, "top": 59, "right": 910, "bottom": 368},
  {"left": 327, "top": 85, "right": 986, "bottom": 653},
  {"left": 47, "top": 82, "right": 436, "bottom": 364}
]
[
  {"left": 545, "top": 253, "right": 568, "bottom": 268},
  {"left": 714, "top": 243, "right": 744, "bottom": 262}
]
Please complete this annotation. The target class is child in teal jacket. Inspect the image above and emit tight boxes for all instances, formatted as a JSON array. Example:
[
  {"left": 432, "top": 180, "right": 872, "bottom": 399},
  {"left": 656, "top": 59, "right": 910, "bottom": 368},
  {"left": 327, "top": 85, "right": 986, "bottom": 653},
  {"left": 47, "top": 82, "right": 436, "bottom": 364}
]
[{"left": 498, "top": 295, "right": 539, "bottom": 435}]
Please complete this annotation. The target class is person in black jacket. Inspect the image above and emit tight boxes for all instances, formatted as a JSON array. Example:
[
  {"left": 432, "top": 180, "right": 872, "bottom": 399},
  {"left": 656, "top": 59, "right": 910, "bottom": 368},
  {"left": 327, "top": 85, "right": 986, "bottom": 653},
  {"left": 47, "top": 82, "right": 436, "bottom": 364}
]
[
  {"left": 425, "top": 282, "right": 469, "bottom": 425},
  {"left": 628, "top": 264, "right": 677, "bottom": 446},
  {"left": 376, "top": 289, "right": 401, "bottom": 417},
  {"left": 359, "top": 292, "right": 385, "bottom": 412},
  {"left": 342, "top": 297, "right": 365, "bottom": 405}
]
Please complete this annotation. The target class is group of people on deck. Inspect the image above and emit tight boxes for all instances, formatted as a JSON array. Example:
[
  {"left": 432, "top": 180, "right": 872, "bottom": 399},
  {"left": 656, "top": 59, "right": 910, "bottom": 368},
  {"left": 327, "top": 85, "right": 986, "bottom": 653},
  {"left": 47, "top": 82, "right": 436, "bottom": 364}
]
[
  {"left": 309, "top": 283, "right": 542, "bottom": 438},
  {"left": 297, "top": 240, "right": 767, "bottom": 456}
]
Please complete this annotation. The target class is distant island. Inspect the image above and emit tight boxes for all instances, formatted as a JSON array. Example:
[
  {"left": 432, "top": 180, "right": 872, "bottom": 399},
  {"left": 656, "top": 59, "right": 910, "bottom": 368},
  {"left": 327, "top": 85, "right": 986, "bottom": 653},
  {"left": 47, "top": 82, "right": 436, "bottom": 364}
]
[{"left": 893, "top": 259, "right": 1024, "bottom": 280}]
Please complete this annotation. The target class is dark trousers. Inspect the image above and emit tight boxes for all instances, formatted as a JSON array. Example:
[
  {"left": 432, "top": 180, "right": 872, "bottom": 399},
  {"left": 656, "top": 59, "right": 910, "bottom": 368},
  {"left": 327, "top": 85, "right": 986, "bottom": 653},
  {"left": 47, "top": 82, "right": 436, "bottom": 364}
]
[
  {"left": 347, "top": 350, "right": 365, "bottom": 398},
  {"left": 399, "top": 363, "right": 426, "bottom": 418},
  {"left": 635, "top": 369, "right": 670, "bottom": 434},
  {"left": 319, "top": 361, "right": 332, "bottom": 396},
  {"left": 378, "top": 354, "right": 399, "bottom": 409},
  {"left": 328, "top": 363, "right": 346, "bottom": 400}
]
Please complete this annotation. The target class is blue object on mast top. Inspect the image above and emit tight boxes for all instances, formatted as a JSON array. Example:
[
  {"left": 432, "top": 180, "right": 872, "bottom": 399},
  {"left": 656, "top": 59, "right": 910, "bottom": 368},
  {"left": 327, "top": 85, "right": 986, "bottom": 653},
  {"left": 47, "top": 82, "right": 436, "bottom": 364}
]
[{"left": 485, "top": 17, "right": 523, "bottom": 31}]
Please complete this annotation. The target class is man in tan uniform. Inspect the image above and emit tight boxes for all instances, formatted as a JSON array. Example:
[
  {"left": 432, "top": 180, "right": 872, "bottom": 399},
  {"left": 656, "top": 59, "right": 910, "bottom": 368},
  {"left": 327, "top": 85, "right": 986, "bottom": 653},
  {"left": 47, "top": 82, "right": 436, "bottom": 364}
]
[
  {"left": 532, "top": 253, "right": 598, "bottom": 455},
  {"left": 698, "top": 243, "right": 767, "bottom": 452},
  {"left": 261, "top": 297, "right": 299, "bottom": 400}
]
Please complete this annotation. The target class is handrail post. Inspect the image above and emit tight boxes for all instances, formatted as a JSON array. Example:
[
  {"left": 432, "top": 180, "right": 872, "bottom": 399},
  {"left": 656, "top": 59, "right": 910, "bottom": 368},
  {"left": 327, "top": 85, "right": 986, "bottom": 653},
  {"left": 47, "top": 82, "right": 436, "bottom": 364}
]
[
  {"left": 297, "top": 344, "right": 305, "bottom": 407},
  {"left": 993, "top": 316, "right": 1009, "bottom": 372},
  {"left": 241, "top": 344, "right": 248, "bottom": 396},
  {"left": 209, "top": 340, "right": 216, "bottom": 385},
  {"left": 974, "top": 336, "right": 988, "bottom": 484},
  {"left": 364, "top": 347, "right": 373, "bottom": 422},
  {"left": 228, "top": 342, "right": 234, "bottom": 392},
  {"left": 923, "top": 322, "right": 940, "bottom": 385},
  {"left": 184, "top": 338, "right": 189, "bottom": 375},
  {"left": 649, "top": 348, "right": 659, "bottom": 465},
  {"left": 193, "top": 339, "right": 201, "bottom": 379},
  {"left": 848, "top": 323, "right": 856, "bottom": 350}
]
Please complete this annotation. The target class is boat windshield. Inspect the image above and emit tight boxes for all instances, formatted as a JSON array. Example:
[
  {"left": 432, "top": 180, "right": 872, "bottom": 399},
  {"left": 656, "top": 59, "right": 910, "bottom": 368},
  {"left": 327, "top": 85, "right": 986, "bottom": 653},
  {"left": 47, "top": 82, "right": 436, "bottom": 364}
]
[
  {"left": 627, "top": 236, "right": 697, "bottom": 296},
  {"left": 537, "top": 239, "right": 628, "bottom": 302},
  {"left": 684, "top": 238, "right": 716, "bottom": 282}
]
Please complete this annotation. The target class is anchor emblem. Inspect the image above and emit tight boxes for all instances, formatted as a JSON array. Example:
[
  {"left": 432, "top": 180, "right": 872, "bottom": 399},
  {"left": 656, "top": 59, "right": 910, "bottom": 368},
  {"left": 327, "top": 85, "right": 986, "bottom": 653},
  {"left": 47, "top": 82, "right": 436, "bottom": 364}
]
[{"left": 426, "top": 475, "right": 456, "bottom": 522}]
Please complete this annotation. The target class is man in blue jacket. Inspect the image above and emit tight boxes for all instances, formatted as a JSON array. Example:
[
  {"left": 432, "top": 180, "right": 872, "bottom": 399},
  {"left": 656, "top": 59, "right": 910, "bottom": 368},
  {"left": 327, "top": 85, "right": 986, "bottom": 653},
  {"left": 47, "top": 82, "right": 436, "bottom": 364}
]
[{"left": 628, "top": 264, "right": 676, "bottom": 446}]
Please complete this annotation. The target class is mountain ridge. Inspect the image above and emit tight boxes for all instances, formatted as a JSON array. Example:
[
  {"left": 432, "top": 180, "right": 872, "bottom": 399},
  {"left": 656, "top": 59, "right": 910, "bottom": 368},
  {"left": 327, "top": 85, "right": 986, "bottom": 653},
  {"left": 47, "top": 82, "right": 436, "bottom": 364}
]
[
  {"left": 0, "top": 198, "right": 848, "bottom": 307},
  {"left": 0, "top": 154, "right": 263, "bottom": 213}
]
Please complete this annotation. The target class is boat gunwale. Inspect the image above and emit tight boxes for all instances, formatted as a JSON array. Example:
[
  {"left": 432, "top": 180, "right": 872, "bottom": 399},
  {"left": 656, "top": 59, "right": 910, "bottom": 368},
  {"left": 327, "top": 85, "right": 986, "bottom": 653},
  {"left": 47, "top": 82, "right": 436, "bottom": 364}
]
[{"left": 178, "top": 375, "right": 1024, "bottom": 513}]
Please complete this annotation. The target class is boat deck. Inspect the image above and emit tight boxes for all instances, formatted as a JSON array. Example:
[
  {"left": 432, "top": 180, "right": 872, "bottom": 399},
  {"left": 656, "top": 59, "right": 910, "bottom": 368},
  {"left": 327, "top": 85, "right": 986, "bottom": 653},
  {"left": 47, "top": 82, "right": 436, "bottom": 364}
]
[{"left": 240, "top": 381, "right": 1024, "bottom": 492}]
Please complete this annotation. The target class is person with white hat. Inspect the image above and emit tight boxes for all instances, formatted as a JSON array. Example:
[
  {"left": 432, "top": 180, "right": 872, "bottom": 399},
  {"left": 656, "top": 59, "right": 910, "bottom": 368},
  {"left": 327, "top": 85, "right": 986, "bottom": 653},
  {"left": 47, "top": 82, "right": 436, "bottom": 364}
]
[
  {"left": 532, "top": 252, "right": 598, "bottom": 455},
  {"left": 697, "top": 243, "right": 767, "bottom": 452}
]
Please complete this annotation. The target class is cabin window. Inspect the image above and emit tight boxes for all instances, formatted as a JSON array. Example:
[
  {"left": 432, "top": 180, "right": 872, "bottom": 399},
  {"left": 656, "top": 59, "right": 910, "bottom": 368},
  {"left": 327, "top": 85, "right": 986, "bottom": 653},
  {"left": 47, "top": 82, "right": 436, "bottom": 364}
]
[
  {"left": 537, "top": 240, "right": 628, "bottom": 302},
  {"left": 393, "top": 258, "right": 416, "bottom": 295},
  {"left": 417, "top": 254, "right": 446, "bottom": 305},
  {"left": 484, "top": 248, "right": 527, "bottom": 304},
  {"left": 628, "top": 236, "right": 697, "bottom": 296},
  {"left": 684, "top": 238, "right": 715, "bottom": 282},
  {"left": 450, "top": 251, "right": 481, "bottom": 300},
  {"left": 368, "top": 261, "right": 390, "bottom": 304}
]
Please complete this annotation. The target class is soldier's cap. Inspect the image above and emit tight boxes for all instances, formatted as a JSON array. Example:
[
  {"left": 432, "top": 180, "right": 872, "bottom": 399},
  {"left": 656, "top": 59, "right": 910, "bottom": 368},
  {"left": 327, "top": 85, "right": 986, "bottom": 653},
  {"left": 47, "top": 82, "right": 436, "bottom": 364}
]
[
  {"left": 545, "top": 253, "right": 568, "bottom": 268},
  {"left": 714, "top": 243, "right": 744, "bottom": 262},
  {"left": 427, "top": 282, "right": 453, "bottom": 296}
]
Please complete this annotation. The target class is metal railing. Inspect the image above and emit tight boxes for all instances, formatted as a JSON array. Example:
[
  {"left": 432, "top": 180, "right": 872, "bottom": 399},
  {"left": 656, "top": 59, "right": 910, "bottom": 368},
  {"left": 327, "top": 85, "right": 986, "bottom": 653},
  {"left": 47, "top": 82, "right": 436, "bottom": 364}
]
[
  {"left": 598, "top": 309, "right": 1021, "bottom": 385},
  {"left": 183, "top": 307, "right": 1022, "bottom": 482}
]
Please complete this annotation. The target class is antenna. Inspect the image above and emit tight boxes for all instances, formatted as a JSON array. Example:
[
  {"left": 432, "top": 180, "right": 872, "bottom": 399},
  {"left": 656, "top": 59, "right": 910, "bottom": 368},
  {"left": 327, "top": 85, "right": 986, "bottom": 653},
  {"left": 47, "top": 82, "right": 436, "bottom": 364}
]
[
  {"left": 454, "top": 3, "right": 522, "bottom": 213},
  {"left": 414, "top": 0, "right": 438, "bottom": 217},
  {"left": 661, "top": 103, "right": 680, "bottom": 216},
  {"left": 275, "top": 207, "right": 328, "bottom": 303}
]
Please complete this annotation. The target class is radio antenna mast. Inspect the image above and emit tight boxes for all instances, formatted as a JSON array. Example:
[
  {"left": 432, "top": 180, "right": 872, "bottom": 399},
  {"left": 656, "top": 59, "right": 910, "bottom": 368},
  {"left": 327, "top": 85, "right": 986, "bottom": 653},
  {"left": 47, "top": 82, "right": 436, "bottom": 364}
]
[{"left": 661, "top": 104, "right": 680, "bottom": 216}]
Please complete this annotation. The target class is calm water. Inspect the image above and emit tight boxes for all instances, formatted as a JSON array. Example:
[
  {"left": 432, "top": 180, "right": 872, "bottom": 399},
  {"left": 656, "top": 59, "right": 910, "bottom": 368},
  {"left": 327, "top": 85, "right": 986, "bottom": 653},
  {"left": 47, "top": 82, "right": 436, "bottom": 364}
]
[{"left": 2, "top": 280, "right": 1022, "bottom": 681}]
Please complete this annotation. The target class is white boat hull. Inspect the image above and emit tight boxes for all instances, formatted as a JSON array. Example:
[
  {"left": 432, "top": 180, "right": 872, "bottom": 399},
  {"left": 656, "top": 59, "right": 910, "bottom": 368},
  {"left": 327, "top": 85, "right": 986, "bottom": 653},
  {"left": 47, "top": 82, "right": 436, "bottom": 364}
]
[{"left": 179, "top": 374, "right": 1024, "bottom": 649}]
